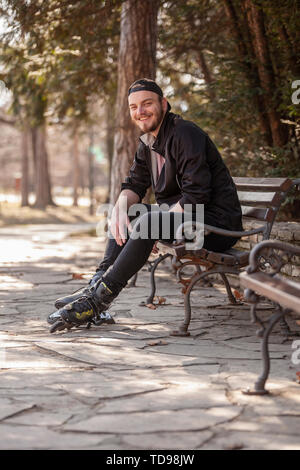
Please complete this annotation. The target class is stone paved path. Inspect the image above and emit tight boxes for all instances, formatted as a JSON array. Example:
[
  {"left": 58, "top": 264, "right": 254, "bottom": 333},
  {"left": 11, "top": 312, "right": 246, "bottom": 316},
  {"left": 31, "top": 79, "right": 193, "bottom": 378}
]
[{"left": 0, "top": 224, "right": 300, "bottom": 450}]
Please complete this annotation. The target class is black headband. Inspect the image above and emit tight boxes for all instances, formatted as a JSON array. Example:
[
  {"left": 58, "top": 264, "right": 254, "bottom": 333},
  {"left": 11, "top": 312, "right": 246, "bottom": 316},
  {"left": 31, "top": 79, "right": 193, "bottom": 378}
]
[{"left": 128, "top": 80, "right": 163, "bottom": 97}]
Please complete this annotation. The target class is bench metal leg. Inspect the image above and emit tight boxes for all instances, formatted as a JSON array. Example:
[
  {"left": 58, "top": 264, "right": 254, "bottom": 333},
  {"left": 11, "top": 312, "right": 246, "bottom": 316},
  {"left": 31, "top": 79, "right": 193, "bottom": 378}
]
[
  {"left": 279, "top": 316, "right": 291, "bottom": 336},
  {"left": 171, "top": 268, "right": 239, "bottom": 337},
  {"left": 171, "top": 255, "right": 179, "bottom": 275},
  {"left": 278, "top": 314, "right": 300, "bottom": 337},
  {"left": 220, "top": 273, "right": 237, "bottom": 304},
  {"left": 171, "top": 271, "right": 203, "bottom": 337},
  {"left": 243, "top": 306, "right": 285, "bottom": 395},
  {"left": 127, "top": 272, "right": 138, "bottom": 288},
  {"left": 146, "top": 253, "right": 172, "bottom": 305},
  {"left": 173, "top": 270, "right": 216, "bottom": 336}
]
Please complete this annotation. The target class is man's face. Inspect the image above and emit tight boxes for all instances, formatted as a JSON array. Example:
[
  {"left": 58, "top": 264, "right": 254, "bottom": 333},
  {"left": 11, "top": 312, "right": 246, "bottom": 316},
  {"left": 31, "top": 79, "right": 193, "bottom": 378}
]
[{"left": 128, "top": 90, "right": 167, "bottom": 136}]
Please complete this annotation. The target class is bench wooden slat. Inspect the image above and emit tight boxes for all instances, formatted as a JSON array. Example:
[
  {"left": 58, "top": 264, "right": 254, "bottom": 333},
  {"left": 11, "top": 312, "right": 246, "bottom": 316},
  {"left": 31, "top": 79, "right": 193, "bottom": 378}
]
[
  {"left": 233, "top": 177, "right": 293, "bottom": 192},
  {"left": 237, "top": 191, "right": 283, "bottom": 207},
  {"left": 241, "top": 206, "right": 274, "bottom": 222},
  {"left": 206, "top": 251, "right": 236, "bottom": 265},
  {"left": 240, "top": 271, "right": 300, "bottom": 314},
  {"left": 156, "top": 241, "right": 186, "bottom": 257},
  {"left": 157, "top": 242, "right": 249, "bottom": 266},
  {"left": 225, "top": 248, "right": 249, "bottom": 265}
]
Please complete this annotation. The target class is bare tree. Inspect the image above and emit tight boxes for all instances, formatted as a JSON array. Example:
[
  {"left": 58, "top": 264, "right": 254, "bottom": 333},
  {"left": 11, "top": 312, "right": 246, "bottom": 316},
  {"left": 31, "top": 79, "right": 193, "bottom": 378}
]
[
  {"left": 223, "top": 0, "right": 273, "bottom": 145},
  {"left": 21, "top": 123, "right": 30, "bottom": 207},
  {"left": 72, "top": 125, "right": 80, "bottom": 207},
  {"left": 109, "top": 0, "right": 159, "bottom": 204},
  {"left": 32, "top": 123, "right": 54, "bottom": 209},
  {"left": 243, "top": 0, "right": 288, "bottom": 147}
]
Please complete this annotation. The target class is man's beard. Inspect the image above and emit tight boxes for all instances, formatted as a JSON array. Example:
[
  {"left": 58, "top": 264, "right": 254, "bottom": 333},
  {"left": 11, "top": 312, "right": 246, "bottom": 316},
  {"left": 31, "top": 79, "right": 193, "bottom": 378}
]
[{"left": 138, "top": 106, "right": 164, "bottom": 133}]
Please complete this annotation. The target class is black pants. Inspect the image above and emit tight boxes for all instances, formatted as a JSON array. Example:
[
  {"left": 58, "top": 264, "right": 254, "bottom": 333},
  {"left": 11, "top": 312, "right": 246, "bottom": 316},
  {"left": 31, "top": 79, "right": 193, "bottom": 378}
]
[{"left": 98, "top": 204, "right": 238, "bottom": 290}]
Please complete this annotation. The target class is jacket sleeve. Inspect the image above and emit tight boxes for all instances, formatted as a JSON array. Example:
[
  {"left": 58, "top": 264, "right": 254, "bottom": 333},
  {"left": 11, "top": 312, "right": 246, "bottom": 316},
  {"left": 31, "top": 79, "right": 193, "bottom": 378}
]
[
  {"left": 120, "top": 148, "right": 152, "bottom": 202},
  {"left": 173, "top": 124, "right": 212, "bottom": 209}
]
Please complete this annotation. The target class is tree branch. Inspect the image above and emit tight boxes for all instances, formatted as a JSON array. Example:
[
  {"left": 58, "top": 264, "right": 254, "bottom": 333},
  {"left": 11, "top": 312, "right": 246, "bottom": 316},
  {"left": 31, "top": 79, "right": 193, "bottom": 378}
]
[{"left": 0, "top": 115, "right": 16, "bottom": 126}]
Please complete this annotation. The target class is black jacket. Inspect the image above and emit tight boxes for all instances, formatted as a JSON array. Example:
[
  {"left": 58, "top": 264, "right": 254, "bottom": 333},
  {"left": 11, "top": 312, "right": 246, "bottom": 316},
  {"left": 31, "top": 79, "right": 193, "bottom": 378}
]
[{"left": 121, "top": 111, "right": 243, "bottom": 231}]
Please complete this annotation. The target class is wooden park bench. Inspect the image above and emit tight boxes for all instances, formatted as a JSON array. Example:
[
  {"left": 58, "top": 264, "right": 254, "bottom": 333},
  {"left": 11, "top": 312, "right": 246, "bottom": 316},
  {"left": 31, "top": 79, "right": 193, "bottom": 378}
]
[
  {"left": 239, "top": 239, "right": 300, "bottom": 395},
  {"left": 143, "top": 177, "right": 295, "bottom": 337}
]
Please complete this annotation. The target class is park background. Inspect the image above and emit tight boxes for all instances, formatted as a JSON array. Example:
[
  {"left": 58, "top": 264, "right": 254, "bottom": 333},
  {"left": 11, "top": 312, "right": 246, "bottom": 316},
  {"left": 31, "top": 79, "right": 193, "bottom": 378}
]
[
  {"left": 0, "top": 1, "right": 300, "bottom": 451},
  {"left": 0, "top": 0, "right": 299, "bottom": 223}
]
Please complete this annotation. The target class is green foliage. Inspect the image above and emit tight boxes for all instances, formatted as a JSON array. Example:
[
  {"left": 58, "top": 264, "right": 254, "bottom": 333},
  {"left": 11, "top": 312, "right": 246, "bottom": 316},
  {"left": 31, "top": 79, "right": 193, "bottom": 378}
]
[
  {"left": 255, "top": 143, "right": 300, "bottom": 179},
  {"left": 0, "top": 0, "right": 122, "bottom": 126},
  {"left": 0, "top": 0, "right": 299, "bottom": 185},
  {"left": 158, "top": 0, "right": 300, "bottom": 179}
]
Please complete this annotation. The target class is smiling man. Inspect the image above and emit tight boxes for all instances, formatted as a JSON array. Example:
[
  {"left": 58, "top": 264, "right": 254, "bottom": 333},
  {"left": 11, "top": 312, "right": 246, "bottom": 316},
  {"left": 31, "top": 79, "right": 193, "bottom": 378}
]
[
  {"left": 128, "top": 85, "right": 167, "bottom": 135},
  {"left": 48, "top": 78, "right": 243, "bottom": 333}
]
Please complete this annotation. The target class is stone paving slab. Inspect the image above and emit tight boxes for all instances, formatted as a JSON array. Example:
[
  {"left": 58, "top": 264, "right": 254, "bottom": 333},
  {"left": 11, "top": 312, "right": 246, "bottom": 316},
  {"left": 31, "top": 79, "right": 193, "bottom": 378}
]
[
  {"left": 0, "top": 399, "right": 35, "bottom": 421},
  {"left": 62, "top": 406, "right": 242, "bottom": 434},
  {"left": 0, "top": 223, "right": 300, "bottom": 450},
  {"left": 200, "top": 431, "right": 300, "bottom": 451},
  {"left": 33, "top": 340, "right": 218, "bottom": 370},
  {"left": 122, "top": 430, "right": 213, "bottom": 450},
  {"left": 95, "top": 383, "right": 230, "bottom": 414},
  {"left": 0, "top": 423, "right": 106, "bottom": 450}
]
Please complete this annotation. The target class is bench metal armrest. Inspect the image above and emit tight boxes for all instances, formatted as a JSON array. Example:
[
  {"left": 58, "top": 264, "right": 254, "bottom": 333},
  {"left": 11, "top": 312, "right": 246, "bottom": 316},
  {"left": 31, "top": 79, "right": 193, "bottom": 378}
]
[
  {"left": 203, "top": 224, "right": 265, "bottom": 238},
  {"left": 247, "top": 240, "right": 300, "bottom": 274},
  {"left": 292, "top": 178, "right": 300, "bottom": 190},
  {"left": 174, "top": 221, "right": 265, "bottom": 247}
]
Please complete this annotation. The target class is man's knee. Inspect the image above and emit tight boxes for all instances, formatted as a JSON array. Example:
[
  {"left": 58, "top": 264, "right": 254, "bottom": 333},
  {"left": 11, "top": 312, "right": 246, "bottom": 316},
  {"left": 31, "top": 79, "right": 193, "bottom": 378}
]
[
  {"left": 132, "top": 211, "right": 150, "bottom": 239},
  {"left": 127, "top": 203, "right": 150, "bottom": 224}
]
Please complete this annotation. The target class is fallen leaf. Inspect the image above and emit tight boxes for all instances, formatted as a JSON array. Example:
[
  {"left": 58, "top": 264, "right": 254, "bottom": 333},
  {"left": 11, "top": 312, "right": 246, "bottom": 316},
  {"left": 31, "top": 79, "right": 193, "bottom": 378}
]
[
  {"left": 146, "top": 303, "right": 157, "bottom": 310},
  {"left": 147, "top": 340, "right": 169, "bottom": 346},
  {"left": 233, "top": 289, "right": 244, "bottom": 301},
  {"left": 72, "top": 273, "right": 85, "bottom": 280},
  {"left": 224, "top": 443, "right": 244, "bottom": 451}
]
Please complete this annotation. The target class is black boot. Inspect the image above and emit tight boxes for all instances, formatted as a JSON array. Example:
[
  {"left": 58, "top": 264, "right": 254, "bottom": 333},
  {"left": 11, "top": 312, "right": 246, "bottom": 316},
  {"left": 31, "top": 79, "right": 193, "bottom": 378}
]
[
  {"left": 49, "top": 280, "right": 120, "bottom": 333},
  {"left": 52, "top": 270, "right": 105, "bottom": 313}
]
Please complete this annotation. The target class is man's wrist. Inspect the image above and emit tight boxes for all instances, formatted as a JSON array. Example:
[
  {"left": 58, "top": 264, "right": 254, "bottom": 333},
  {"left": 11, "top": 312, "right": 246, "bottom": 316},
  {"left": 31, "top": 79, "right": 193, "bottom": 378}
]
[
  {"left": 118, "top": 189, "right": 140, "bottom": 209},
  {"left": 169, "top": 201, "right": 184, "bottom": 213}
]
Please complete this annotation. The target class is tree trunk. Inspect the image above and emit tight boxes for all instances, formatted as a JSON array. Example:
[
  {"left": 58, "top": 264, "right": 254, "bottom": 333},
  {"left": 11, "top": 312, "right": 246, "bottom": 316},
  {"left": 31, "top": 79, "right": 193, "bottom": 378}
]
[
  {"left": 223, "top": 0, "right": 273, "bottom": 146},
  {"left": 243, "top": 0, "right": 288, "bottom": 147},
  {"left": 33, "top": 123, "right": 54, "bottom": 209},
  {"left": 109, "top": 0, "right": 159, "bottom": 204},
  {"left": 31, "top": 127, "right": 37, "bottom": 172},
  {"left": 105, "top": 100, "right": 115, "bottom": 203},
  {"left": 88, "top": 126, "right": 95, "bottom": 215},
  {"left": 21, "top": 123, "right": 30, "bottom": 207},
  {"left": 278, "top": 22, "right": 300, "bottom": 77},
  {"left": 196, "top": 51, "right": 215, "bottom": 100},
  {"left": 72, "top": 126, "right": 80, "bottom": 207}
]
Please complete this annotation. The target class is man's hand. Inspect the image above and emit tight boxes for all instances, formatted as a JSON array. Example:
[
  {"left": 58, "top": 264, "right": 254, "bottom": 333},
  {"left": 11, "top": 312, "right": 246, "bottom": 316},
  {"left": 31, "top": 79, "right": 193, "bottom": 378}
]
[
  {"left": 109, "top": 190, "right": 138, "bottom": 246},
  {"left": 110, "top": 205, "right": 133, "bottom": 246},
  {"left": 152, "top": 241, "right": 159, "bottom": 254}
]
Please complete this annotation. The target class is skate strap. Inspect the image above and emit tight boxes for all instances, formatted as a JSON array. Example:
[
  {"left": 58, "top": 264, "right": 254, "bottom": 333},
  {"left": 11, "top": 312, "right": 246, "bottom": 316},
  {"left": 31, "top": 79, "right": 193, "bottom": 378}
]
[{"left": 100, "top": 282, "right": 113, "bottom": 294}]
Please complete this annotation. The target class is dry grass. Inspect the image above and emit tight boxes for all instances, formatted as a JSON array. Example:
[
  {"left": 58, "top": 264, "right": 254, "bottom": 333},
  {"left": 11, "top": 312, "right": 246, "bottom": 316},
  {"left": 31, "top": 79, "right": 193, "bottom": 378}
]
[{"left": 0, "top": 201, "right": 100, "bottom": 227}]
